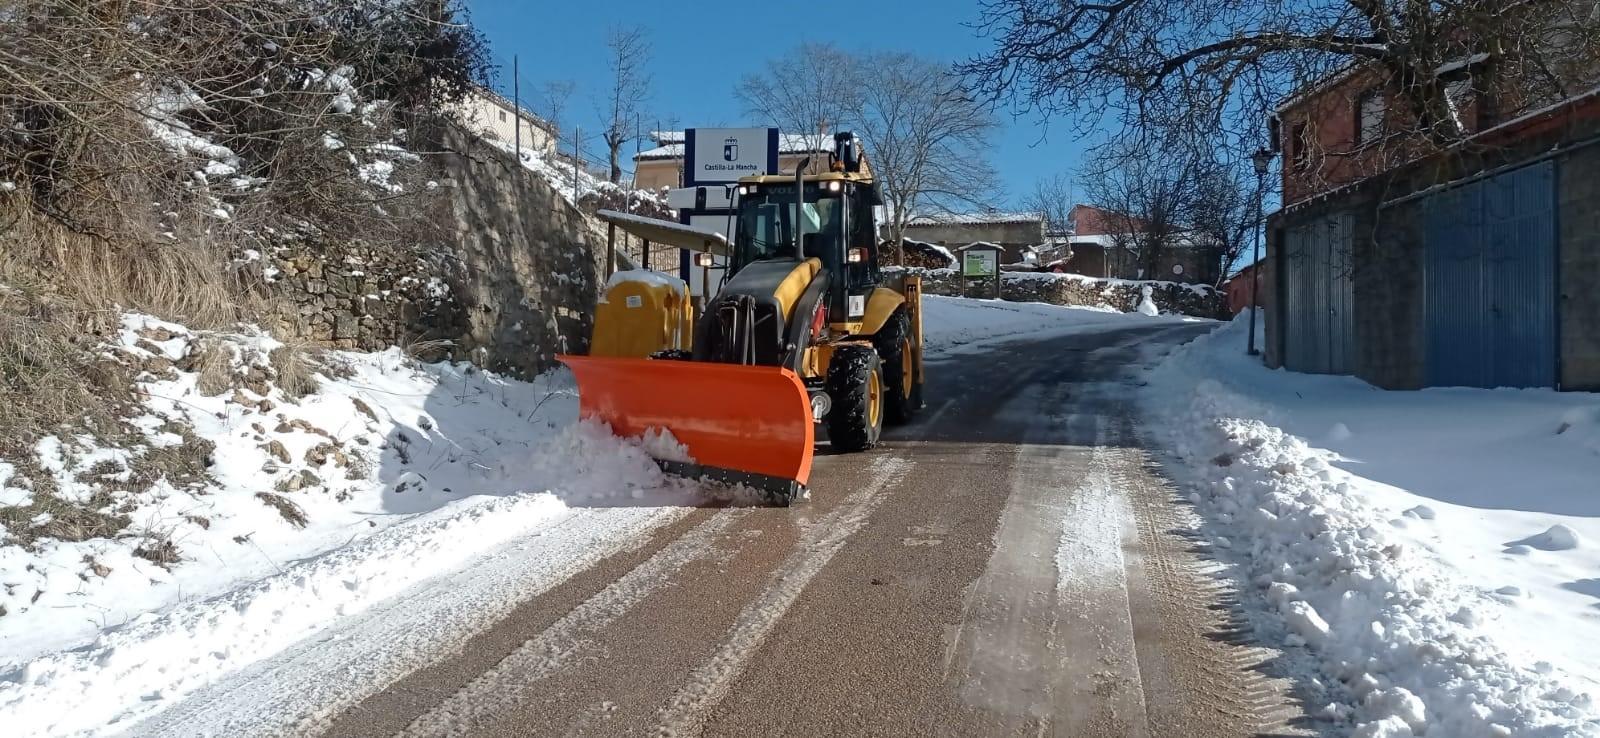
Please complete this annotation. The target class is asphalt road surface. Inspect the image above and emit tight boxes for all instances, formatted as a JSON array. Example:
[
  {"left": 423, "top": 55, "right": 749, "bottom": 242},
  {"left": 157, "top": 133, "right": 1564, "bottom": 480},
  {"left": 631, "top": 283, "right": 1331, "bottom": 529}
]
[{"left": 309, "top": 321, "right": 1308, "bottom": 737}]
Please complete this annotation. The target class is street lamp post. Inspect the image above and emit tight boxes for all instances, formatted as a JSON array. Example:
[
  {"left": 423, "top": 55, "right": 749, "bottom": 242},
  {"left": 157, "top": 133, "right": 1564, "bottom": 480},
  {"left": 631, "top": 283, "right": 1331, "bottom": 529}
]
[{"left": 1248, "top": 148, "right": 1274, "bottom": 356}]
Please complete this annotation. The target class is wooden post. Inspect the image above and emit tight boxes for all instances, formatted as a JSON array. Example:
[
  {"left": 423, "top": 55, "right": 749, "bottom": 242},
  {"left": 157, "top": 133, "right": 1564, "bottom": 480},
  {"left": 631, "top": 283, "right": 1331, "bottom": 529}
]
[{"left": 606, "top": 223, "right": 616, "bottom": 276}]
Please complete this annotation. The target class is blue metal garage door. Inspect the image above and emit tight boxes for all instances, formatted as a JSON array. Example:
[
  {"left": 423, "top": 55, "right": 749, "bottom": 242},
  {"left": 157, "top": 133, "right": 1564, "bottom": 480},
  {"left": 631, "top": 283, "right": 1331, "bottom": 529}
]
[
  {"left": 1282, "top": 212, "right": 1354, "bottom": 374},
  {"left": 1422, "top": 161, "right": 1557, "bottom": 388}
]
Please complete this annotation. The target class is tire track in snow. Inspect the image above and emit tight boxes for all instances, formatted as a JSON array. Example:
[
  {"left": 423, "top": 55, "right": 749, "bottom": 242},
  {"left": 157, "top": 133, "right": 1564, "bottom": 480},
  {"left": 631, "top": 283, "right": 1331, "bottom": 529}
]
[
  {"left": 400, "top": 509, "right": 748, "bottom": 738},
  {"left": 1050, "top": 441, "right": 1150, "bottom": 737},
  {"left": 121, "top": 505, "right": 690, "bottom": 738},
  {"left": 653, "top": 455, "right": 911, "bottom": 737}
]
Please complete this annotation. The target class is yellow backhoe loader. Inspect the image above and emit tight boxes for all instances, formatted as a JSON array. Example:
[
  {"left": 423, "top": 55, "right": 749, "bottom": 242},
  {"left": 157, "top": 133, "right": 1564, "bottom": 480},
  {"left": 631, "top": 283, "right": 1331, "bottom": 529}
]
[{"left": 559, "top": 132, "right": 926, "bottom": 505}]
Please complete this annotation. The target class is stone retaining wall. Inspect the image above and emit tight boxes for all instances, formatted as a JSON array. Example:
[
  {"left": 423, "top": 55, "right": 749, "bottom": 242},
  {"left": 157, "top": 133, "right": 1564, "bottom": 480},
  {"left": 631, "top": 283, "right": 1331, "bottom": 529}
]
[
  {"left": 892, "top": 267, "right": 1228, "bottom": 319},
  {"left": 255, "top": 124, "right": 602, "bottom": 380}
]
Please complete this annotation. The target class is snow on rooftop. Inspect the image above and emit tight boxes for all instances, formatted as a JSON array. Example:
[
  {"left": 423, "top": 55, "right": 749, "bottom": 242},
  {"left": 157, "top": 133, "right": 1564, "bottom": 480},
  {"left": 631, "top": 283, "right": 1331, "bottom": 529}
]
[{"left": 907, "top": 211, "right": 1044, "bottom": 226}]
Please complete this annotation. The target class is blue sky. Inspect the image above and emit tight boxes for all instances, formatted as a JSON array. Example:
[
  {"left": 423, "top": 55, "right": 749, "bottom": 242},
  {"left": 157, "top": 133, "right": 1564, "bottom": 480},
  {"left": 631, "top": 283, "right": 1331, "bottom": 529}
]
[{"left": 464, "top": 0, "right": 1096, "bottom": 208}]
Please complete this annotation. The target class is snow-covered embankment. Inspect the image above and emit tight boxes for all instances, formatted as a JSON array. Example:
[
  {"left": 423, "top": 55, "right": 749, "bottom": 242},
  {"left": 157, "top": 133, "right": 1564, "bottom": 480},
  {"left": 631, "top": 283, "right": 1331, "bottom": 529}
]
[
  {"left": 1142, "top": 316, "right": 1600, "bottom": 737},
  {"left": 0, "top": 316, "right": 697, "bottom": 736}
]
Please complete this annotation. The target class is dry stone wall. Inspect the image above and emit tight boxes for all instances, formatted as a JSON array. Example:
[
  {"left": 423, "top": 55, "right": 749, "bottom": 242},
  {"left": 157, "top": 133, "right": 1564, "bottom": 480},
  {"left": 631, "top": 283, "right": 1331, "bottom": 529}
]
[
  {"left": 892, "top": 267, "right": 1228, "bottom": 319},
  {"left": 256, "top": 125, "right": 603, "bottom": 380}
]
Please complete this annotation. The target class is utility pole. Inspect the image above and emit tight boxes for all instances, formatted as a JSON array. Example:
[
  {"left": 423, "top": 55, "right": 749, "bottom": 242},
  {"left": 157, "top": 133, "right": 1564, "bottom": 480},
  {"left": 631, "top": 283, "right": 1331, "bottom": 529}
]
[
  {"left": 1248, "top": 148, "right": 1274, "bottom": 356},
  {"left": 512, "top": 55, "right": 521, "bottom": 154},
  {"left": 572, "top": 125, "right": 581, "bottom": 203}
]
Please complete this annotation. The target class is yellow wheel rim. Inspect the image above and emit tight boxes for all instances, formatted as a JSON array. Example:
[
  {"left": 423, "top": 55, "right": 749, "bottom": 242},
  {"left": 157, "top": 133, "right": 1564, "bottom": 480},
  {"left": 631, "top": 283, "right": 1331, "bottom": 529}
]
[
  {"left": 868, "top": 368, "right": 882, "bottom": 428},
  {"left": 900, "top": 339, "right": 914, "bottom": 398}
]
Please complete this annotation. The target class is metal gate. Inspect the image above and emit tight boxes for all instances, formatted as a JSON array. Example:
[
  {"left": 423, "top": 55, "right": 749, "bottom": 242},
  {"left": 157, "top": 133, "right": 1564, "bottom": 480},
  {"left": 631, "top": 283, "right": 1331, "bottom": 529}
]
[
  {"left": 1282, "top": 212, "right": 1354, "bottom": 374},
  {"left": 1422, "top": 161, "right": 1557, "bottom": 389}
]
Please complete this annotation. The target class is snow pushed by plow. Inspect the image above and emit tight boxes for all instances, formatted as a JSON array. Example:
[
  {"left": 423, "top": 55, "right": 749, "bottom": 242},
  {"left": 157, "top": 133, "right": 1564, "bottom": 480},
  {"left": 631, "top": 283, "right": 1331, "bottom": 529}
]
[
  {"left": 0, "top": 317, "right": 700, "bottom": 737},
  {"left": 1143, "top": 317, "right": 1600, "bottom": 738}
]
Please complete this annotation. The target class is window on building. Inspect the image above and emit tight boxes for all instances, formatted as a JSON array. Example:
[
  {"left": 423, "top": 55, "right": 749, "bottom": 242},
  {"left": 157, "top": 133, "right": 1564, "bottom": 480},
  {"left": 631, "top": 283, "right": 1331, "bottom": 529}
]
[
  {"left": 498, "top": 110, "right": 508, "bottom": 122},
  {"left": 1356, "top": 89, "right": 1386, "bottom": 146},
  {"left": 1291, "top": 122, "right": 1310, "bottom": 171}
]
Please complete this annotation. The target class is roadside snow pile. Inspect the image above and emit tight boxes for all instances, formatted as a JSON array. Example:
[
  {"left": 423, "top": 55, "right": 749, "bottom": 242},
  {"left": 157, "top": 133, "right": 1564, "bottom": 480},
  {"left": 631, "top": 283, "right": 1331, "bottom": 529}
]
[
  {"left": 1143, "top": 316, "right": 1600, "bottom": 737},
  {"left": 922, "top": 294, "right": 1200, "bottom": 356},
  {"left": 0, "top": 315, "right": 697, "bottom": 737}
]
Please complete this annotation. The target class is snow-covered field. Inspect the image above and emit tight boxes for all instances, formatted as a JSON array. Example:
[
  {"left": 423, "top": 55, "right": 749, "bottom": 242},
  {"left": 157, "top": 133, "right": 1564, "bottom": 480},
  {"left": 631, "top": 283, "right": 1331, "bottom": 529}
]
[{"left": 1143, "top": 316, "right": 1600, "bottom": 737}]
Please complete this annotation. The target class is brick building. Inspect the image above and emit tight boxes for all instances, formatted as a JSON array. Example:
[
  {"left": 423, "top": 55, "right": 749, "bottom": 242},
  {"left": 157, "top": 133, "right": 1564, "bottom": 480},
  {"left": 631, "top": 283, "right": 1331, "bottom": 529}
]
[
  {"left": 1265, "top": 73, "right": 1600, "bottom": 391},
  {"left": 1054, "top": 204, "right": 1218, "bottom": 284},
  {"left": 1221, "top": 260, "right": 1272, "bottom": 316}
]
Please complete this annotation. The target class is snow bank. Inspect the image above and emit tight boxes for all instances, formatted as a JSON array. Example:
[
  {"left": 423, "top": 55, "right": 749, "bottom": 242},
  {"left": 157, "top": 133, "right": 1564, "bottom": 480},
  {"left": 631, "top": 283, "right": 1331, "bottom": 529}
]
[
  {"left": 0, "top": 315, "right": 700, "bottom": 736},
  {"left": 921, "top": 294, "right": 1202, "bottom": 357},
  {"left": 497, "top": 143, "right": 668, "bottom": 212},
  {"left": 1142, "top": 316, "right": 1600, "bottom": 737}
]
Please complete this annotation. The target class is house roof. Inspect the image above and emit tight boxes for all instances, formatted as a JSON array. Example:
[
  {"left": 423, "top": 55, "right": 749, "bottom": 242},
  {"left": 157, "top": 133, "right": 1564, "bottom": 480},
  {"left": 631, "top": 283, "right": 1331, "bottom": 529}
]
[{"left": 634, "top": 133, "right": 839, "bottom": 162}]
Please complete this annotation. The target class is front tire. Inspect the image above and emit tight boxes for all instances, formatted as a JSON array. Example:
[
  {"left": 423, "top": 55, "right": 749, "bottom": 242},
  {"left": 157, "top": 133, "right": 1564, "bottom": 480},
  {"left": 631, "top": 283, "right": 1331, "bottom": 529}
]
[{"left": 826, "top": 344, "right": 884, "bottom": 452}]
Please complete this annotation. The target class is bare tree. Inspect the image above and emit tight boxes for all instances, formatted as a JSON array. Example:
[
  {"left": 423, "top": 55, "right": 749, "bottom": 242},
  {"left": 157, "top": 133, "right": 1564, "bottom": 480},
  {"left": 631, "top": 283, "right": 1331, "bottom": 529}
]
[
  {"left": 736, "top": 48, "right": 1001, "bottom": 264},
  {"left": 1079, "top": 141, "right": 1206, "bottom": 279},
  {"left": 1186, "top": 163, "right": 1264, "bottom": 286},
  {"left": 599, "top": 26, "right": 651, "bottom": 183},
  {"left": 1023, "top": 173, "right": 1074, "bottom": 259},
  {"left": 961, "top": 0, "right": 1600, "bottom": 157},
  {"left": 734, "top": 42, "right": 859, "bottom": 140},
  {"left": 1, "top": 0, "right": 485, "bottom": 242},
  {"left": 856, "top": 52, "right": 1002, "bottom": 264},
  {"left": 541, "top": 79, "right": 575, "bottom": 138}
]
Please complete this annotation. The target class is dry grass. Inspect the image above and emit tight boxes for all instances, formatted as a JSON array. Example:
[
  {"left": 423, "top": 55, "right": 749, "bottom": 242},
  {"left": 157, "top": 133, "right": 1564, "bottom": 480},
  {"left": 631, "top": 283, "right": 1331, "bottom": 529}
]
[
  {"left": 268, "top": 342, "right": 321, "bottom": 399},
  {"left": 0, "top": 462, "right": 132, "bottom": 550},
  {"left": 255, "top": 492, "right": 308, "bottom": 528},
  {"left": 183, "top": 338, "right": 235, "bottom": 397},
  {"left": 399, "top": 335, "right": 455, "bottom": 364},
  {"left": 0, "top": 209, "right": 257, "bottom": 331},
  {"left": 0, "top": 290, "right": 136, "bottom": 460},
  {"left": 126, "top": 424, "right": 216, "bottom": 492},
  {"left": 133, "top": 536, "right": 181, "bottom": 569}
]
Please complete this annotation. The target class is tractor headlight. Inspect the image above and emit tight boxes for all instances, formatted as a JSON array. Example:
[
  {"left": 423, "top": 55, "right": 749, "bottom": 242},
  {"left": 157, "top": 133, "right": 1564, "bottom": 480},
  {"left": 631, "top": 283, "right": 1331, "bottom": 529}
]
[
  {"left": 824, "top": 180, "right": 842, "bottom": 192},
  {"left": 810, "top": 392, "right": 832, "bottom": 421}
]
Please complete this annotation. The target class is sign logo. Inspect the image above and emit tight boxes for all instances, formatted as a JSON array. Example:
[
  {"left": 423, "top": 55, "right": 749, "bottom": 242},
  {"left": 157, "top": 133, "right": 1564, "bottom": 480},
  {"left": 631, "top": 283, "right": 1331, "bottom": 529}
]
[{"left": 687, "top": 128, "right": 776, "bottom": 184}]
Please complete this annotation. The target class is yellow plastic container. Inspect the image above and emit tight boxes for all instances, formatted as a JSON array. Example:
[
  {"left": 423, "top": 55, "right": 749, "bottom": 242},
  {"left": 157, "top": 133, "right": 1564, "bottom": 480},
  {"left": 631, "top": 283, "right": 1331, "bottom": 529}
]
[{"left": 590, "top": 271, "right": 694, "bottom": 358}]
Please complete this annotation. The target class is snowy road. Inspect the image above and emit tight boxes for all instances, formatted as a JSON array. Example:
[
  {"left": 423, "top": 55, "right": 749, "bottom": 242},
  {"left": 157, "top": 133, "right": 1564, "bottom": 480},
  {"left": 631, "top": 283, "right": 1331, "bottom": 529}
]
[{"left": 122, "top": 316, "right": 1313, "bottom": 737}]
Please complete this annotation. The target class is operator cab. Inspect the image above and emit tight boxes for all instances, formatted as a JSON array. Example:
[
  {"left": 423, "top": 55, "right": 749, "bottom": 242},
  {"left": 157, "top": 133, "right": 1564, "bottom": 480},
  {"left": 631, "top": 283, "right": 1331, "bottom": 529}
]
[{"left": 731, "top": 173, "right": 883, "bottom": 325}]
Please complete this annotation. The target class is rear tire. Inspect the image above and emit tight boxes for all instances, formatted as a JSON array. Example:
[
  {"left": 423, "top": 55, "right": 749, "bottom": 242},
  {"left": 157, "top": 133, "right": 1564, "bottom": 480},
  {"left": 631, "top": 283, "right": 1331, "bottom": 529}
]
[
  {"left": 826, "top": 344, "right": 884, "bottom": 452},
  {"left": 874, "top": 311, "right": 919, "bottom": 424}
]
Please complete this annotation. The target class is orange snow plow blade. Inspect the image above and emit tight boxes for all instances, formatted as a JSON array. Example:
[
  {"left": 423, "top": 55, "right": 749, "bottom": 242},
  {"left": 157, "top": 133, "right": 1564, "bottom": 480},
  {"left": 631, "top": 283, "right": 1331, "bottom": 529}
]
[{"left": 558, "top": 355, "right": 814, "bottom": 503}]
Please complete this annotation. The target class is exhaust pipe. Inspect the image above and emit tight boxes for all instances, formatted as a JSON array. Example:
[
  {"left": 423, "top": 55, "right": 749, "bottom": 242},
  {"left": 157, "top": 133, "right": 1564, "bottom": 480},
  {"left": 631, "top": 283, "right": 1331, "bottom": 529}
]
[{"left": 793, "top": 156, "right": 809, "bottom": 258}]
